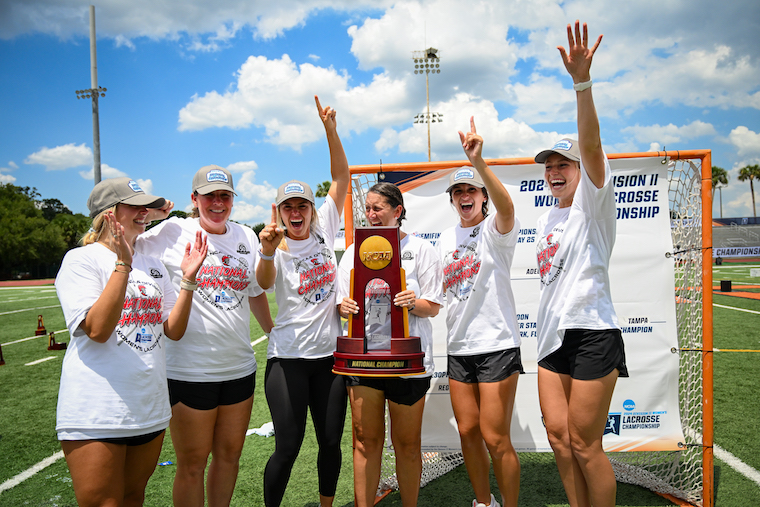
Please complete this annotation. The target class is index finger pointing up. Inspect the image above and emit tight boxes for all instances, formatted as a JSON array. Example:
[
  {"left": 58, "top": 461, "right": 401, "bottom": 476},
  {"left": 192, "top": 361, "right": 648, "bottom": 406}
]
[
  {"left": 315, "top": 95, "right": 324, "bottom": 115},
  {"left": 271, "top": 203, "right": 277, "bottom": 224},
  {"left": 470, "top": 116, "right": 477, "bottom": 134}
]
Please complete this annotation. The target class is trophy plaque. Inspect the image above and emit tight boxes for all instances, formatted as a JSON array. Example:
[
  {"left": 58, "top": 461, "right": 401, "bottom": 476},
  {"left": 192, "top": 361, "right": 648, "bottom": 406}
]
[{"left": 333, "top": 226, "right": 425, "bottom": 376}]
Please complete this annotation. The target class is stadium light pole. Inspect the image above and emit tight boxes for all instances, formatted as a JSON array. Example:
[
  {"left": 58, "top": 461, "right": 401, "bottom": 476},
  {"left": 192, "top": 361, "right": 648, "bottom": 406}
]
[
  {"left": 412, "top": 48, "right": 441, "bottom": 162},
  {"left": 75, "top": 5, "right": 106, "bottom": 185}
]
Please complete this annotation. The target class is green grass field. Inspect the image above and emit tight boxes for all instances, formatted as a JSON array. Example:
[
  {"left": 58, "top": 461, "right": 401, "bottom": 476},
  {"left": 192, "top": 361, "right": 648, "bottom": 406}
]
[{"left": 1, "top": 269, "right": 759, "bottom": 506}]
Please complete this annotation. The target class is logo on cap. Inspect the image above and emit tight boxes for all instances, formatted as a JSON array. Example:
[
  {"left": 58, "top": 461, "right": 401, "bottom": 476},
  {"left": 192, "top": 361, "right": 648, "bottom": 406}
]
[
  {"left": 454, "top": 168, "right": 475, "bottom": 181},
  {"left": 552, "top": 139, "right": 574, "bottom": 152},
  {"left": 206, "top": 170, "right": 229, "bottom": 184},
  {"left": 284, "top": 183, "right": 305, "bottom": 194},
  {"left": 128, "top": 180, "right": 143, "bottom": 193}
]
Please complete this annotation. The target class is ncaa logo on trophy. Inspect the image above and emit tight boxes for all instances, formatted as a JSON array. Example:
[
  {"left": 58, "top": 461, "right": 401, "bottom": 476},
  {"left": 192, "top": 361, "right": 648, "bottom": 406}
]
[{"left": 333, "top": 227, "right": 425, "bottom": 376}]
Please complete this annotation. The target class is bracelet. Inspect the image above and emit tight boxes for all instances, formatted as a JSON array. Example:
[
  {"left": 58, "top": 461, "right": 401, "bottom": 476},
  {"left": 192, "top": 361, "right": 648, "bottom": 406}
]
[
  {"left": 115, "top": 261, "right": 132, "bottom": 271},
  {"left": 258, "top": 249, "right": 275, "bottom": 261},
  {"left": 409, "top": 300, "right": 416, "bottom": 312},
  {"left": 113, "top": 267, "right": 130, "bottom": 275},
  {"left": 573, "top": 79, "right": 593, "bottom": 92},
  {"left": 180, "top": 278, "right": 198, "bottom": 291}
]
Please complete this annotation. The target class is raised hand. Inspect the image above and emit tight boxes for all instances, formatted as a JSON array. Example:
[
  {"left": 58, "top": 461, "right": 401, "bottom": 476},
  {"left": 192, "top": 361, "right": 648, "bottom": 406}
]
[
  {"left": 315, "top": 95, "right": 337, "bottom": 132},
  {"left": 259, "top": 204, "right": 284, "bottom": 255},
  {"left": 558, "top": 20, "right": 602, "bottom": 84},
  {"left": 103, "top": 210, "right": 133, "bottom": 267},
  {"left": 458, "top": 116, "right": 484, "bottom": 164},
  {"left": 180, "top": 230, "right": 208, "bottom": 282}
]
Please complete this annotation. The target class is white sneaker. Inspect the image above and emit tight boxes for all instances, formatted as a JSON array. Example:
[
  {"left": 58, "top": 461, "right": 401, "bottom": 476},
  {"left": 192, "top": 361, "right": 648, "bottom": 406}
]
[{"left": 472, "top": 493, "right": 500, "bottom": 507}]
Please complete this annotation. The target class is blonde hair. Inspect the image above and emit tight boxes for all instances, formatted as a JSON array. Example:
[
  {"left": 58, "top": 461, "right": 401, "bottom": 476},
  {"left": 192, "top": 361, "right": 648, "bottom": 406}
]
[
  {"left": 276, "top": 201, "right": 320, "bottom": 252},
  {"left": 80, "top": 205, "right": 117, "bottom": 246}
]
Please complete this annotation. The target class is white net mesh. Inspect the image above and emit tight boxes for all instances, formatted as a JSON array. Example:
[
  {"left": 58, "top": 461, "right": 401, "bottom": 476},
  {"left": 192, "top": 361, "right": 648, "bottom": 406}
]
[{"left": 348, "top": 156, "right": 707, "bottom": 505}]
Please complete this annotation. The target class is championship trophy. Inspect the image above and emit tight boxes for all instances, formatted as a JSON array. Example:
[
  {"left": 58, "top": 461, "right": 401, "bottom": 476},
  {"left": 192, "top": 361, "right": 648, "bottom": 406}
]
[{"left": 333, "top": 226, "right": 425, "bottom": 376}]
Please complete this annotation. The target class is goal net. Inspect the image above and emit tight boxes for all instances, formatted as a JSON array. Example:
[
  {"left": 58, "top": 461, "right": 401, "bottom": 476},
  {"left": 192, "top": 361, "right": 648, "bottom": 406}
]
[{"left": 343, "top": 151, "right": 712, "bottom": 507}]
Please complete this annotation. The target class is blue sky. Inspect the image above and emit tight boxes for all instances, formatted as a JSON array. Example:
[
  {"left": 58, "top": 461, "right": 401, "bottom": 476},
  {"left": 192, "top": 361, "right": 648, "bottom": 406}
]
[{"left": 2, "top": 0, "right": 759, "bottom": 224}]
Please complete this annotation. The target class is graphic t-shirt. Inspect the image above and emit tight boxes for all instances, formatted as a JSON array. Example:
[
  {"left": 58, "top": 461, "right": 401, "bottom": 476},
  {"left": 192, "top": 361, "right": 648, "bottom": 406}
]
[
  {"left": 267, "top": 196, "right": 341, "bottom": 359},
  {"left": 55, "top": 243, "right": 176, "bottom": 440},
  {"left": 338, "top": 233, "right": 443, "bottom": 377},
  {"left": 535, "top": 153, "right": 619, "bottom": 361},
  {"left": 136, "top": 218, "right": 263, "bottom": 381},
  {"left": 439, "top": 214, "right": 521, "bottom": 356}
]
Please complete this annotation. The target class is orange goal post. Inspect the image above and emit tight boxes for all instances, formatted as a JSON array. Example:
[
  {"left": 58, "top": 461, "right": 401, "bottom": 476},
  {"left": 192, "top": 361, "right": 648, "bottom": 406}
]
[{"left": 341, "top": 150, "right": 713, "bottom": 507}]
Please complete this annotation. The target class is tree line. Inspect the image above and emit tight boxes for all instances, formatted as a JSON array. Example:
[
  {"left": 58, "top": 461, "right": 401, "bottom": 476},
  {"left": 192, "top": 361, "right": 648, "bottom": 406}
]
[{"left": 0, "top": 183, "right": 274, "bottom": 281}]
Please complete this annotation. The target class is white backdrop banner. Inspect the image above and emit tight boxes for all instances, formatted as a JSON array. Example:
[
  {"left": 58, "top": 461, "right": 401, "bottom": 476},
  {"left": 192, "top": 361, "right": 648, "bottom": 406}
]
[{"left": 389, "top": 157, "right": 685, "bottom": 453}]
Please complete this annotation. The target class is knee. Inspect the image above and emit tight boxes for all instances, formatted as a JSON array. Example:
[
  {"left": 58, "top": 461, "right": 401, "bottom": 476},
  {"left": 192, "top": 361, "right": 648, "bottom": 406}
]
[
  {"left": 391, "top": 434, "right": 421, "bottom": 461},
  {"left": 544, "top": 426, "right": 571, "bottom": 455},
  {"left": 354, "top": 429, "right": 384, "bottom": 455},
  {"left": 176, "top": 453, "right": 210, "bottom": 477},
  {"left": 568, "top": 431, "right": 600, "bottom": 463}
]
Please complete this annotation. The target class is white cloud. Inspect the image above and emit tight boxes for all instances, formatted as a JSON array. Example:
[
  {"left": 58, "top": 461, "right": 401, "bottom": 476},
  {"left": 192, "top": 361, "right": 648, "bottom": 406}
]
[
  {"left": 78, "top": 164, "right": 129, "bottom": 180},
  {"left": 135, "top": 179, "right": 155, "bottom": 195},
  {"left": 24, "top": 143, "right": 92, "bottom": 171},
  {"left": 227, "top": 160, "right": 259, "bottom": 173},
  {"left": 728, "top": 126, "right": 760, "bottom": 158},
  {"left": 1, "top": 161, "right": 18, "bottom": 183},
  {"left": 232, "top": 201, "right": 269, "bottom": 225},
  {"left": 622, "top": 121, "right": 717, "bottom": 146}
]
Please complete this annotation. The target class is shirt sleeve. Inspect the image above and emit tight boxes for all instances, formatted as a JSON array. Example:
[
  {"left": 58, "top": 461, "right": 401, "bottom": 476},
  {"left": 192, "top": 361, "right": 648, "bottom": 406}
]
[
  {"left": 55, "top": 249, "right": 107, "bottom": 337},
  {"left": 337, "top": 244, "right": 354, "bottom": 301},
  {"left": 318, "top": 195, "right": 341, "bottom": 243}
]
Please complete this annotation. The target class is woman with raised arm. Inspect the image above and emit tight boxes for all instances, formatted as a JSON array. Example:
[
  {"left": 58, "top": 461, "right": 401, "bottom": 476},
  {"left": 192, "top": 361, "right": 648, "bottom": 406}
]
[
  {"left": 136, "top": 164, "right": 273, "bottom": 507},
  {"left": 255, "top": 95, "right": 349, "bottom": 507},
  {"left": 55, "top": 178, "right": 207, "bottom": 507},
  {"left": 534, "top": 21, "right": 627, "bottom": 507},
  {"left": 337, "top": 182, "right": 443, "bottom": 507},
  {"left": 438, "top": 117, "right": 523, "bottom": 507}
]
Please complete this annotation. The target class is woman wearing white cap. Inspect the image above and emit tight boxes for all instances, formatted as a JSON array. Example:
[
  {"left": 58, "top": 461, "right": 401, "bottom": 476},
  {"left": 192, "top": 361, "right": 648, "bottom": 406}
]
[
  {"left": 533, "top": 21, "right": 627, "bottom": 507},
  {"left": 437, "top": 117, "right": 522, "bottom": 507},
  {"left": 136, "top": 165, "right": 273, "bottom": 506},
  {"left": 55, "top": 178, "right": 207, "bottom": 507},
  {"left": 255, "top": 96, "right": 349, "bottom": 507}
]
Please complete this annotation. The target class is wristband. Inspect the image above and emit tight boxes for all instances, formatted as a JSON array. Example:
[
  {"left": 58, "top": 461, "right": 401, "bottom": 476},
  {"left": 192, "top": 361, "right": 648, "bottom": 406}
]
[
  {"left": 115, "top": 261, "right": 132, "bottom": 271},
  {"left": 180, "top": 278, "right": 198, "bottom": 291},
  {"left": 573, "top": 79, "right": 593, "bottom": 92},
  {"left": 409, "top": 300, "right": 416, "bottom": 312},
  {"left": 258, "top": 249, "right": 275, "bottom": 261}
]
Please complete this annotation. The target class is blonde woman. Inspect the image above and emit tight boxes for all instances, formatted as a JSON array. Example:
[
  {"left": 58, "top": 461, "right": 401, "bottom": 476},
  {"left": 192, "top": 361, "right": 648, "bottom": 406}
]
[{"left": 56, "top": 178, "right": 206, "bottom": 507}]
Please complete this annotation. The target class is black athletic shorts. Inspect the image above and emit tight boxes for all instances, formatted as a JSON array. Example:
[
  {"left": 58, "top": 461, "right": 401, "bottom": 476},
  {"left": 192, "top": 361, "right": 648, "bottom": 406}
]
[
  {"left": 168, "top": 372, "right": 256, "bottom": 410},
  {"left": 98, "top": 429, "right": 164, "bottom": 447},
  {"left": 448, "top": 347, "right": 524, "bottom": 383},
  {"left": 538, "top": 328, "right": 629, "bottom": 380},
  {"left": 346, "top": 375, "right": 431, "bottom": 406}
]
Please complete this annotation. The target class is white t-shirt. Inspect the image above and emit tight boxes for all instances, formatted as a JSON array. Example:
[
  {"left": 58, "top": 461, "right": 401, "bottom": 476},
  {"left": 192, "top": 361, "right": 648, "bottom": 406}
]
[
  {"left": 136, "top": 217, "right": 264, "bottom": 381},
  {"left": 55, "top": 243, "right": 176, "bottom": 440},
  {"left": 439, "top": 214, "right": 522, "bottom": 356},
  {"left": 535, "top": 153, "right": 619, "bottom": 362},
  {"left": 267, "top": 196, "right": 341, "bottom": 359},
  {"left": 338, "top": 233, "right": 443, "bottom": 377}
]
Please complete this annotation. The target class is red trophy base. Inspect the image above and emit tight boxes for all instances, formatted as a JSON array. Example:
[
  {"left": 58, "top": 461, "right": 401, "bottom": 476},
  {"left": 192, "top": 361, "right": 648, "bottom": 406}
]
[{"left": 333, "top": 336, "right": 425, "bottom": 377}]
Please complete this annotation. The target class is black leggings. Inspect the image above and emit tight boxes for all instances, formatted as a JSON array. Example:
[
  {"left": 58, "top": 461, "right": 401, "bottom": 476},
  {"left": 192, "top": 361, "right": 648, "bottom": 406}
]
[{"left": 263, "top": 356, "right": 347, "bottom": 506}]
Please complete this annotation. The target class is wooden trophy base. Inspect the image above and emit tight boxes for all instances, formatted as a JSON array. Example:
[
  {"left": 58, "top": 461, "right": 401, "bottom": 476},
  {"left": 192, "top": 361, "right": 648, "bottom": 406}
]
[{"left": 333, "top": 336, "right": 425, "bottom": 377}]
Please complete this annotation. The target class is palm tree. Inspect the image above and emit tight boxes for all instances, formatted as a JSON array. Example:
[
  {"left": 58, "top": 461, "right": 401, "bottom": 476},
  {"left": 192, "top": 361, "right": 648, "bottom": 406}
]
[
  {"left": 737, "top": 164, "right": 760, "bottom": 217},
  {"left": 712, "top": 166, "right": 729, "bottom": 218},
  {"left": 315, "top": 180, "right": 331, "bottom": 198}
]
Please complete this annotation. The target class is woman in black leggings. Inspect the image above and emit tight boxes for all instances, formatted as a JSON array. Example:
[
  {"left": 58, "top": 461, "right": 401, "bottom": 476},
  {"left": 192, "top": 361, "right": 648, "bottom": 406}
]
[{"left": 256, "top": 96, "right": 350, "bottom": 507}]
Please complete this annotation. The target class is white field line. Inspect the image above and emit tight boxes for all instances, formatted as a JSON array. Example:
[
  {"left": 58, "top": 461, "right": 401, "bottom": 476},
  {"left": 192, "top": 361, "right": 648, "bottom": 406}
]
[
  {"left": 714, "top": 303, "right": 760, "bottom": 315},
  {"left": 0, "top": 451, "right": 64, "bottom": 494},
  {"left": 0, "top": 286, "right": 54, "bottom": 291},
  {"left": 25, "top": 356, "right": 57, "bottom": 366},
  {"left": 715, "top": 443, "right": 760, "bottom": 487},
  {"left": 3, "top": 295, "right": 58, "bottom": 303},
  {"left": 251, "top": 335, "right": 268, "bottom": 347},
  {"left": 2, "top": 329, "right": 68, "bottom": 346},
  {"left": 0, "top": 304, "right": 61, "bottom": 316}
]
